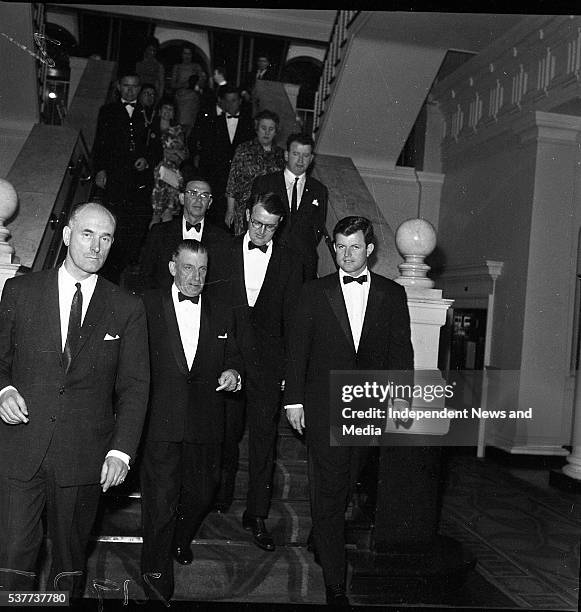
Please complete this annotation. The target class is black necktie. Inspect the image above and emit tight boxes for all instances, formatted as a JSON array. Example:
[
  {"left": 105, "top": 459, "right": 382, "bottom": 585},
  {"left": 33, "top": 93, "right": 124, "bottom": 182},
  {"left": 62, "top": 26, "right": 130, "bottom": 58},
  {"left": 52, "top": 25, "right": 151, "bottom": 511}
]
[
  {"left": 185, "top": 221, "right": 201, "bottom": 232},
  {"left": 63, "top": 282, "right": 82, "bottom": 371},
  {"left": 178, "top": 292, "right": 200, "bottom": 304},
  {"left": 290, "top": 177, "right": 298, "bottom": 221},
  {"left": 248, "top": 241, "right": 268, "bottom": 253},
  {"left": 343, "top": 275, "right": 368, "bottom": 285}
]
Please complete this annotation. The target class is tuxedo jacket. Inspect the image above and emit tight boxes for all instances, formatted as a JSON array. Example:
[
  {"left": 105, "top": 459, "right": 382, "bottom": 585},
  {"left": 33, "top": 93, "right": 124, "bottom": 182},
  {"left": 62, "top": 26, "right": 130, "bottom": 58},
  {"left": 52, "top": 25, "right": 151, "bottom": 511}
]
[
  {"left": 243, "top": 66, "right": 277, "bottom": 92},
  {"left": 284, "top": 272, "right": 414, "bottom": 440},
  {"left": 0, "top": 270, "right": 150, "bottom": 486},
  {"left": 189, "top": 111, "right": 255, "bottom": 192},
  {"left": 92, "top": 101, "right": 154, "bottom": 202},
  {"left": 227, "top": 238, "right": 302, "bottom": 380},
  {"left": 251, "top": 171, "right": 328, "bottom": 279},
  {"left": 142, "top": 290, "right": 242, "bottom": 444},
  {"left": 140, "top": 217, "right": 233, "bottom": 295}
]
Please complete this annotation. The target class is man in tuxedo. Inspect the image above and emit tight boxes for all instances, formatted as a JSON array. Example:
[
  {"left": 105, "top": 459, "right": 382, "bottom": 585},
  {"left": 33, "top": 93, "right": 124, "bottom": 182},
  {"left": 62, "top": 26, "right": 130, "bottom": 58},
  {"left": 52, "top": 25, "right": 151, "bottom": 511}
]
[
  {"left": 93, "top": 73, "right": 155, "bottom": 282},
  {"left": 140, "top": 177, "right": 232, "bottom": 297},
  {"left": 215, "top": 193, "right": 302, "bottom": 552},
  {"left": 188, "top": 85, "right": 254, "bottom": 228},
  {"left": 0, "top": 202, "right": 149, "bottom": 595},
  {"left": 251, "top": 133, "right": 328, "bottom": 281},
  {"left": 284, "top": 216, "right": 414, "bottom": 605},
  {"left": 140, "top": 239, "right": 242, "bottom": 602}
]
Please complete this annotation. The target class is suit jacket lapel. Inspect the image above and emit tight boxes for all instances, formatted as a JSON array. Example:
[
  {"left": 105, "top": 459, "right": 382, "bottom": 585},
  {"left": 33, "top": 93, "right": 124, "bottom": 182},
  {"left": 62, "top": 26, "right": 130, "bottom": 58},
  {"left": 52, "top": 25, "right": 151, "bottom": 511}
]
[
  {"left": 192, "top": 298, "right": 212, "bottom": 372},
  {"left": 325, "top": 275, "right": 355, "bottom": 352},
  {"left": 359, "top": 275, "right": 384, "bottom": 350},
  {"left": 234, "top": 239, "right": 249, "bottom": 306},
  {"left": 45, "top": 270, "right": 64, "bottom": 363},
  {"left": 162, "top": 291, "right": 189, "bottom": 376}
]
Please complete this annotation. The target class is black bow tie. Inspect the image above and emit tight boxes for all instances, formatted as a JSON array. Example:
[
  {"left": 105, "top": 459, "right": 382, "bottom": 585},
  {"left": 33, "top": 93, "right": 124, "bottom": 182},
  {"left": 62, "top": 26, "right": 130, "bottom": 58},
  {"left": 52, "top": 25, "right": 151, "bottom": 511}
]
[
  {"left": 185, "top": 221, "right": 201, "bottom": 232},
  {"left": 226, "top": 114, "right": 239, "bottom": 119},
  {"left": 343, "top": 275, "right": 367, "bottom": 285},
  {"left": 248, "top": 241, "right": 268, "bottom": 253},
  {"left": 123, "top": 101, "right": 136, "bottom": 107},
  {"left": 178, "top": 292, "right": 200, "bottom": 304}
]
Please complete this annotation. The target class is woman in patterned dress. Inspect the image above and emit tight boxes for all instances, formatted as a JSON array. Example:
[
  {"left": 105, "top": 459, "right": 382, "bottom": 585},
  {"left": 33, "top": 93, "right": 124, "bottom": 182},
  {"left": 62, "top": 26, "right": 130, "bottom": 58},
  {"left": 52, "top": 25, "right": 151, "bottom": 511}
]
[
  {"left": 225, "top": 109, "right": 285, "bottom": 234},
  {"left": 150, "top": 100, "right": 188, "bottom": 225}
]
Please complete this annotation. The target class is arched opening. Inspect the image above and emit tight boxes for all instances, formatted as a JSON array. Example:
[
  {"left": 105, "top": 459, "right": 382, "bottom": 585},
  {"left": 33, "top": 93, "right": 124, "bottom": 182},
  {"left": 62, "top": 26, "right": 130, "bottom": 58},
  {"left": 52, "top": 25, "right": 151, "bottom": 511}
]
[{"left": 281, "top": 56, "right": 322, "bottom": 134}]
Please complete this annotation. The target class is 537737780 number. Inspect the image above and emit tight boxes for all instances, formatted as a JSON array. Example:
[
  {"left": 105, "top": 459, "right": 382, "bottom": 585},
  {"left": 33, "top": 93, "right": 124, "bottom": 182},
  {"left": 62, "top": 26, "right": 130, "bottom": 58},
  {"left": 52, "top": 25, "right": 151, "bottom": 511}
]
[{"left": 0, "top": 592, "right": 68, "bottom": 606}]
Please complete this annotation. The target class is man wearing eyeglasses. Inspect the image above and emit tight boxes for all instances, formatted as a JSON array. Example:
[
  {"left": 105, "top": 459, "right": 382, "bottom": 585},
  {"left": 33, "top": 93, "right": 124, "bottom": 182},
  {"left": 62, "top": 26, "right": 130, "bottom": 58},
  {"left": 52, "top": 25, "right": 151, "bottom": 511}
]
[
  {"left": 214, "top": 192, "right": 302, "bottom": 552},
  {"left": 141, "top": 176, "right": 232, "bottom": 297}
]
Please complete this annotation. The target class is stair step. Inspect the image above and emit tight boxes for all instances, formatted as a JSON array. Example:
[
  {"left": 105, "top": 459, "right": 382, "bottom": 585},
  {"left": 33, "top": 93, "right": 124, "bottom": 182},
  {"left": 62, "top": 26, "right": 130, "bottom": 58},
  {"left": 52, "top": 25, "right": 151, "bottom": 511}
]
[{"left": 93, "top": 499, "right": 314, "bottom": 546}]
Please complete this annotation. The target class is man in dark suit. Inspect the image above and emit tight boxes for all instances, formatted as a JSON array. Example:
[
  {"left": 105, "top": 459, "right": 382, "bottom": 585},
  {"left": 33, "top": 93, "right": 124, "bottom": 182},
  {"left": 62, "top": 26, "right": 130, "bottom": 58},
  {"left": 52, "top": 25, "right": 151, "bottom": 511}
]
[
  {"left": 188, "top": 85, "right": 254, "bottom": 228},
  {"left": 251, "top": 133, "right": 328, "bottom": 281},
  {"left": 93, "top": 73, "right": 155, "bottom": 282},
  {"left": 241, "top": 55, "right": 277, "bottom": 102},
  {"left": 215, "top": 193, "right": 302, "bottom": 552},
  {"left": 140, "top": 239, "right": 242, "bottom": 602},
  {"left": 284, "top": 216, "right": 414, "bottom": 605},
  {"left": 0, "top": 202, "right": 149, "bottom": 595},
  {"left": 140, "top": 176, "right": 232, "bottom": 297}
]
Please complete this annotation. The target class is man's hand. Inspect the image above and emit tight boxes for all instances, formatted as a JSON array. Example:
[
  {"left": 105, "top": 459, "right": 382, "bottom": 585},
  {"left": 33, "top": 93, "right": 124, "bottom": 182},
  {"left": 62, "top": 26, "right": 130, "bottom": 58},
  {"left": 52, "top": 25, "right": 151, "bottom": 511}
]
[
  {"left": 134, "top": 157, "right": 148, "bottom": 172},
  {"left": 0, "top": 388, "right": 29, "bottom": 424},
  {"left": 216, "top": 369, "right": 240, "bottom": 392},
  {"left": 100, "top": 456, "right": 128, "bottom": 492},
  {"left": 286, "top": 406, "right": 305, "bottom": 435},
  {"left": 95, "top": 170, "right": 107, "bottom": 189}
]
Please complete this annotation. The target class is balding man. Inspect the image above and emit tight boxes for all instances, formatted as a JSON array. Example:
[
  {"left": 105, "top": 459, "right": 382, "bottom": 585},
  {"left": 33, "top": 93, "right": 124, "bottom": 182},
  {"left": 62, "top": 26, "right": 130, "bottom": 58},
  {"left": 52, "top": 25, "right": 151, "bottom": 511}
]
[{"left": 0, "top": 202, "right": 150, "bottom": 596}]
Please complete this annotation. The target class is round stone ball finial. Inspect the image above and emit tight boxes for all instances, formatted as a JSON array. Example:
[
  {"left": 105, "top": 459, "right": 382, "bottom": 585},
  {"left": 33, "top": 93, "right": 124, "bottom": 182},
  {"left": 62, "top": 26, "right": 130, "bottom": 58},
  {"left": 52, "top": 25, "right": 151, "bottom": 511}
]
[
  {"left": 395, "top": 218, "right": 437, "bottom": 288},
  {"left": 0, "top": 179, "right": 18, "bottom": 262}
]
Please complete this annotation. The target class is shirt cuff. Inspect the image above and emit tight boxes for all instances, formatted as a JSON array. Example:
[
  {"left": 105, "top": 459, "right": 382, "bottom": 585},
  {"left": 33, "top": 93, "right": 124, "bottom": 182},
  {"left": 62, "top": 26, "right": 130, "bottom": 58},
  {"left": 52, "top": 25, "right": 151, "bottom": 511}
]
[
  {"left": 284, "top": 404, "right": 303, "bottom": 410},
  {"left": 106, "top": 450, "right": 131, "bottom": 469},
  {"left": 0, "top": 385, "right": 17, "bottom": 400},
  {"left": 235, "top": 373, "right": 242, "bottom": 392}
]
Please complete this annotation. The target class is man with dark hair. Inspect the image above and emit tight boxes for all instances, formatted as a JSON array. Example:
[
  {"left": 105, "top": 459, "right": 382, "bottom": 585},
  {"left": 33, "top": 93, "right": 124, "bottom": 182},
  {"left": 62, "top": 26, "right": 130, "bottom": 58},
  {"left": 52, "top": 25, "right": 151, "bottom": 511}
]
[
  {"left": 251, "top": 132, "right": 328, "bottom": 280},
  {"left": 0, "top": 202, "right": 149, "bottom": 595},
  {"left": 188, "top": 85, "right": 254, "bottom": 229},
  {"left": 284, "top": 215, "right": 414, "bottom": 605},
  {"left": 241, "top": 55, "right": 277, "bottom": 102},
  {"left": 215, "top": 193, "right": 302, "bottom": 552},
  {"left": 93, "top": 73, "right": 156, "bottom": 283},
  {"left": 140, "top": 176, "right": 232, "bottom": 297},
  {"left": 140, "top": 238, "right": 242, "bottom": 602}
]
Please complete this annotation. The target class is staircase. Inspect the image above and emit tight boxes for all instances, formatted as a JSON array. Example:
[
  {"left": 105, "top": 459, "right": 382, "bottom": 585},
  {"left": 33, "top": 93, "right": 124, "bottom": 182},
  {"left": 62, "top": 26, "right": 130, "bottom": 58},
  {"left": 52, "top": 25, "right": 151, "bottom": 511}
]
[{"left": 85, "top": 410, "right": 330, "bottom": 604}]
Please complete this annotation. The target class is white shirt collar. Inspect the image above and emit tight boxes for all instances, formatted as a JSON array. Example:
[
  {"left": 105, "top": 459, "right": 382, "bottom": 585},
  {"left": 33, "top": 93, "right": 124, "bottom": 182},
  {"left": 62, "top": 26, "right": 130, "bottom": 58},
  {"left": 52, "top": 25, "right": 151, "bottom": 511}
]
[
  {"left": 243, "top": 231, "right": 272, "bottom": 252},
  {"left": 284, "top": 167, "right": 305, "bottom": 186},
  {"left": 58, "top": 263, "right": 98, "bottom": 292},
  {"left": 339, "top": 267, "right": 369, "bottom": 283}
]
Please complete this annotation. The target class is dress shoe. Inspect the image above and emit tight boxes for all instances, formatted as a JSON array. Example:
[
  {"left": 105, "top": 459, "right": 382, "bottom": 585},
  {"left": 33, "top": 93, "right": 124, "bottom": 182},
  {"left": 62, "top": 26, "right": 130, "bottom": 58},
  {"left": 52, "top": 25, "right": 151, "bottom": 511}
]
[
  {"left": 242, "top": 511, "right": 275, "bottom": 552},
  {"left": 325, "top": 583, "right": 350, "bottom": 606},
  {"left": 172, "top": 545, "right": 193, "bottom": 565}
]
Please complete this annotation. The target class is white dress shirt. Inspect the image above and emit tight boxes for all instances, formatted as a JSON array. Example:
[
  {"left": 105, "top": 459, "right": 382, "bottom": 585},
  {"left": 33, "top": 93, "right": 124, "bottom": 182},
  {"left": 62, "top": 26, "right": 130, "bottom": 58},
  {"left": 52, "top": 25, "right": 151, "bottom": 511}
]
[
  {"left": 182, "top": 216, "right": 204, "bottom": 241},
  {"left": 243, "top": 232, "right": 272, "bottom": 307},
  {"left": 172, "top": 283, "right": 201, "bottom": 370},
  {"left": 339, "top": 267, "right": 371, "bottom": 352},
  {"left": 58, "top": 265, "right": 98, "bottom": 351},
  {"left": 226, "top": 114, "right": 239, "bottom": 143},
  {"left": 284, "top": 168, "right": 306, "bottom": 210},
  {"left": 121, "top": 99, "right": 136, "bottom": 118}
]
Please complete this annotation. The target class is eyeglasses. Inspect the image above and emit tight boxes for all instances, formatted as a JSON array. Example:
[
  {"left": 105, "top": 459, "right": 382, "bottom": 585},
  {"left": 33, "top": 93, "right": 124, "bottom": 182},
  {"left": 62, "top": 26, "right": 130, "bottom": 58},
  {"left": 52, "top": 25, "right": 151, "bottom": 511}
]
[
  {"left": 249, "top": 217, "right": 279, "bottom": 232},
  {"left": 184, "top": 190, "right": 212, "bottom": 202}
]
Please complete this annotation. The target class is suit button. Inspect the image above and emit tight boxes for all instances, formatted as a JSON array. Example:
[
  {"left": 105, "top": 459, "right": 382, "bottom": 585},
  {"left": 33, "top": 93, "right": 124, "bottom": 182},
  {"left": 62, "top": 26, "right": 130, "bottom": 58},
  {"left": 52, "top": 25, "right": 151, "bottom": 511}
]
[
  {"left": 50, "top": 416, "right": 56, "bottom": 422},
  {"left": 59, "top": 387, "right": 65, "bottom": 395}
]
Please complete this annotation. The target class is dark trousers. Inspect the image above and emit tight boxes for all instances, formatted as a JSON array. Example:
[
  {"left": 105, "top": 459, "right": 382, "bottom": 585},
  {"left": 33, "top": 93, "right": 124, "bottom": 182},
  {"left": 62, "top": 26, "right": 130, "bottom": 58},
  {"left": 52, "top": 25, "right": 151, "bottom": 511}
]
[
  {"left": 140, "top": 440, "right": 221, "bottom": 601},
  {"left": 307, "top": 438, "right": 362, "bottom": 586},
  {"left": 0, "top": 444, "right": 101, "bottom": 595}
]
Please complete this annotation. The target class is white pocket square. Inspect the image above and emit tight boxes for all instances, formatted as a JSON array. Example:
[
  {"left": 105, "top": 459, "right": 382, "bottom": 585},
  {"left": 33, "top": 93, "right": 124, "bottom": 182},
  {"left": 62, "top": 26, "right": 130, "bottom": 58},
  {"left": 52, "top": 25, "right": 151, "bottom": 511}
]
[
  {"left": 312, "top": 199, "right": 319, "bottom": 207},
  {"left": 218, "top": 333, "right": 227, "bottom": 339},
  {"left": 104, "top": 333, "right": 120, "bottom": 341}
]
